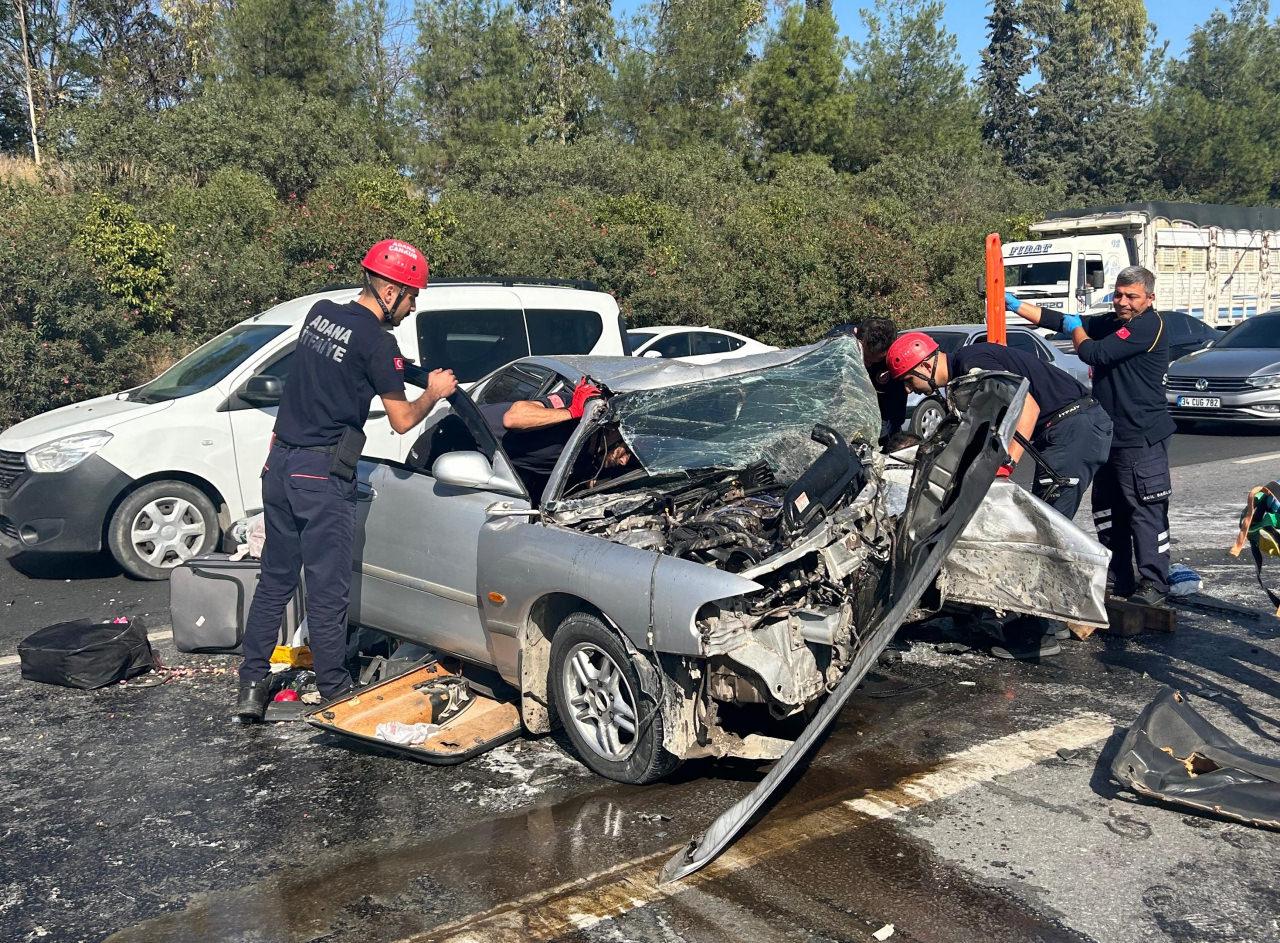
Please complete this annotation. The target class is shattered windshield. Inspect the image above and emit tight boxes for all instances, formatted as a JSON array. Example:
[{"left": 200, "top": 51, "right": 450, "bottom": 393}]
[{"left": 609, "top": 338, "right": 880, "bottom": 481}]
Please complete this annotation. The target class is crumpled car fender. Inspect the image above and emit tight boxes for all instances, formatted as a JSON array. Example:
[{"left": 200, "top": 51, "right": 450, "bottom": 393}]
[
  {"left": 478, "top": 520, "right": 762, "bottom": 658},
  {"left": 940, "top": 479, "right": 1110, "bottom": 627}
]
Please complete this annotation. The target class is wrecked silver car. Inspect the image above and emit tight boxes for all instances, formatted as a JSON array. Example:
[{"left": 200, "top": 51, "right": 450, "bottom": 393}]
[{"left": 348, "top": 339, "right": 1108, "bottom": 784}]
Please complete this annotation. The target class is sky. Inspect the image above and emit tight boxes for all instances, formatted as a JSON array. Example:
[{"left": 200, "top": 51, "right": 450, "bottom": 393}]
[{"left": 613, "top": 1, "right": 1233, "bottom": 76}]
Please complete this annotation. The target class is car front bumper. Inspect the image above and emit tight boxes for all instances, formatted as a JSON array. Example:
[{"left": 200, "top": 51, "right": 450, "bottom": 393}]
[
  {"left": 0, "top": 451, "right": 132, "bottom": 554},
  {"left": 1166, "top": 387, "right": 1280, "bottom": 423}
]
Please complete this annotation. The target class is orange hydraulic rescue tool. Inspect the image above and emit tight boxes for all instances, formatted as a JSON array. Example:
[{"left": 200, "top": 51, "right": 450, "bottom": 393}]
[{"left": 985, "top": 232, "right": 1007, "bottom": 346}]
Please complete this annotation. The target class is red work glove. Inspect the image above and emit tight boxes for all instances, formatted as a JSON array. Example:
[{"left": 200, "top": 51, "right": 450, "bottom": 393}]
[
  {"left": 568, "top": 377, "right": 602, "bottom": 419},
  {"left": 995, "top": 463, "right": 1015, "bottom": 478}
]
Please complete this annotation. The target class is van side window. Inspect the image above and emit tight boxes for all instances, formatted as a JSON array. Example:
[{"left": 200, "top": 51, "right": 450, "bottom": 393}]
[
  {"left": 417, "top": 309, "right": 529, "bottom": 383},
  {"left": 261, "top": 350, "right": 294, "bottom": 379},
  {"left": 527, "top": 310, "right": 604, "bottom": 356}
]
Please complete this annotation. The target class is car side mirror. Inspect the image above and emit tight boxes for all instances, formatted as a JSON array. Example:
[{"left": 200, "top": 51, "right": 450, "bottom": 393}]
[
  {"left": 240, "top": 374, "right": 283, "bottom": 407},
  {"left": 1087, "top": 270, "right": 1105, "bottom": 289},
  {"left": 642, "top": 349, "right": 663, "bottom": 359},
  {"left": 432, "top": 451, "right": 524, "bottom": 497}
]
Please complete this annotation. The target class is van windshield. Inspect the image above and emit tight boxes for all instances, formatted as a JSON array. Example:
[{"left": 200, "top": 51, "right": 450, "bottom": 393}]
[{"left": 131, "top": 325, "right": 288, "bottom": 403}]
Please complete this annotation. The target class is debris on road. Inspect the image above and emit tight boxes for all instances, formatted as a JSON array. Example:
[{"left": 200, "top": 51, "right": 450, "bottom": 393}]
[
  {"left": 1168, "top": 563, "right": 1203, "bottom": 597},
  {"left": 873, "top": 924, "right": 895, "bottom": 941},
  {"left": 375, "top": 721, "right": 442, "bottom": 745},
  {"left": 1111, "top": 687, "right": 1280, "bottom": 830},
  {"left": 18, "top": 618, "right": 153, "bottom": 690}
]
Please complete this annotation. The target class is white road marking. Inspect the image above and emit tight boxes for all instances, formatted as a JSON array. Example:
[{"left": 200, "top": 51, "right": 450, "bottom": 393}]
[
  {"left": 1232, "top": 451, "right": 1280, "bottom": 465},
  {"left": 400, "top": 714, "right": 1114, "bottom": 943},
  {"left": 0, "top": 628, "right": 172, "bottom": 668}
]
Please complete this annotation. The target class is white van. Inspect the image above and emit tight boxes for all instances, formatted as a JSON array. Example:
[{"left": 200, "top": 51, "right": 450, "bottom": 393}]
[{"left": 0, "top": 279, "right": 627, "bottom": 578}]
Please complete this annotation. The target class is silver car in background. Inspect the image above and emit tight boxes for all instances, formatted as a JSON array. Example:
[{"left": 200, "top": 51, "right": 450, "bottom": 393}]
[
  {"left": 1167, "top": 310, "right": 1280, "bottom": 424},
  {"left": 348, "top": 340, "right": 1108, "bottom": 784}
]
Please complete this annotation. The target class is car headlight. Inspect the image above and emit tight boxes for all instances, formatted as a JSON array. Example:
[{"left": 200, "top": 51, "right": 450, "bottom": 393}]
[
  {"left": 1245, "top": 374, "right": 1280, "bottom": 390},
  {"left": 25, "top": 431, "right": 114, "bottom": 473}
]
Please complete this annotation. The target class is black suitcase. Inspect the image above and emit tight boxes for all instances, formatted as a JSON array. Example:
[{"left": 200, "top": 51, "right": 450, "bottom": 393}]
[
  {"left": 170, "top": 554, "right": 303, "bottom": 654},
  {"left": 18, "top": 618, "right": 153, "bottom": 689}
]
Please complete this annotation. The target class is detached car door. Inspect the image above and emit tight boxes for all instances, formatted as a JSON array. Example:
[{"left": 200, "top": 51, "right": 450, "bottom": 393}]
[{"left": 350, "top": 390, "right": 532, "bottom": 666}]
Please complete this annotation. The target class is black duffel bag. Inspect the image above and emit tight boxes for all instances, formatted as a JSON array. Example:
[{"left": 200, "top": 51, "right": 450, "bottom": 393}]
[{"left": 18, "top": 618, "right": 153, "bottom": 689}]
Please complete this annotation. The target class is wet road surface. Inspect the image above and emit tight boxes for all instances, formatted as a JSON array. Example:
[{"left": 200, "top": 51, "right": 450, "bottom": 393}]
[{"left": 2, "top": 444, "right": 1279, "bottom": 942}]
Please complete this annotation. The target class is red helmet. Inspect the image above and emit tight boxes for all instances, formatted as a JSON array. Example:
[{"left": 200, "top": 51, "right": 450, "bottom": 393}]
[
  {"left": 884, "top": 332, "right": 940, "bottom": 379},
  {"left": 362, "top": 239, "right": 429, "bottom": 289}
]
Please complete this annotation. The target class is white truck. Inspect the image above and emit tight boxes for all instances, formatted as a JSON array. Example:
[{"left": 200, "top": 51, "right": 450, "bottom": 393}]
[{"left": 1002, "top": 202, "right": 1280, "bottom": 326}]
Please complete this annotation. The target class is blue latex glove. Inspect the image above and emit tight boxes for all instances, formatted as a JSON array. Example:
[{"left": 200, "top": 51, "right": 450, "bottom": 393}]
[
  {"left": 1004, "top": 291, "right": 1022, "bottom": 313},
  {"left": 1062, "top": 314, "right": 1083, "bottom": 333}
]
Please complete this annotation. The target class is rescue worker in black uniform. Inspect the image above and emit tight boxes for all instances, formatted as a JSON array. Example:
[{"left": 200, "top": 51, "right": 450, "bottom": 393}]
[
  {"left": 478, "top": 378, "right": 632, "bottom": 503},
  {"left": 1006, "top": 265, "right": 1174, "bottom": 605},
  {"left": 826, "top": 317, "right": 906, "bottom": 444},
  {"left": 233, "top": 240, "right": 458, "bottom": 723},
  {"left": 882, "top": 331, "right": 1113, "bottom": 519},
  {"left": 883, "top": 329, "right": 1115, "bottom": 659}
]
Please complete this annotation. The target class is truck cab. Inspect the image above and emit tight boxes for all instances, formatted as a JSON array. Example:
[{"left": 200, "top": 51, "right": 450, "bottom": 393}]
[
  {"left": 1003, "top": 228, "right": 1133, "bottom": 317},
  {"left": 1006, "top": 203, "right": 1280, "bottom": 326}
]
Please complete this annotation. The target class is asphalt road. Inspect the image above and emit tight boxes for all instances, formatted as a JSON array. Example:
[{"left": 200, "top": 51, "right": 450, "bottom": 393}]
[{"left": 1, "top": 423, "right": 1278, "bottom": 943}]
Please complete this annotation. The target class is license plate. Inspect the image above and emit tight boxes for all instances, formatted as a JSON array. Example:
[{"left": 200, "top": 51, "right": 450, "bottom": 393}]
[{"left": 1176, "top": 396, "right": 1220, "bottom": 408}]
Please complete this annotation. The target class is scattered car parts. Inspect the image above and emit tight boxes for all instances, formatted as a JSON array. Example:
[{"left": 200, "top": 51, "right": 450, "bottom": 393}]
[{"left": 1111, "top": 687, "right": 1280, "bottom": 830}]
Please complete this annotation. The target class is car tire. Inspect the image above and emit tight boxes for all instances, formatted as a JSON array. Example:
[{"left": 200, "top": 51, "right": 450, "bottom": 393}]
[
  {"left": 911, "top": 396, "right": 947, "bottom": 440},
  {"left": 550, "top": 612, "right": 681, "bottom": 784},
  {"left": 108, "top": 481, "right": 220, "bottom": 580}
]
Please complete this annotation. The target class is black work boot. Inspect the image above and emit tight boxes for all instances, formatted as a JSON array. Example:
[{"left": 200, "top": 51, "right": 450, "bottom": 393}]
[
  {"left": 1129, "top": 580, "right": 1168, "bottom": 607},
  {"left": 232, "top": 679, "right": 273, "bottom": 725}
]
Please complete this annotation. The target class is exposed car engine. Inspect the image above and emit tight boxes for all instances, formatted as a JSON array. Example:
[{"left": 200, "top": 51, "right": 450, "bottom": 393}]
[{"left": 548, "top": 425, "right": 893, "bottom": 741}]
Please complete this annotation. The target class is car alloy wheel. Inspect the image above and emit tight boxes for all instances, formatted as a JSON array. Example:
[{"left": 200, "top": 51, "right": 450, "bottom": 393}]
[
  {"left": 561, "top": 641, "right": 640, "bottom": 761},
  {"left": 912, "top": 396, "right": 947, "bottom": 439}
]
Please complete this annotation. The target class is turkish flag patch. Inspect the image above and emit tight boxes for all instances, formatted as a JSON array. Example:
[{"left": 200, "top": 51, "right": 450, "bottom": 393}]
[
  {"left": 1116, "top": 327, "right": 1131, "bottom": 340},
  {"left": 393, "top": 356, "right": 405, "bottom": 371}
]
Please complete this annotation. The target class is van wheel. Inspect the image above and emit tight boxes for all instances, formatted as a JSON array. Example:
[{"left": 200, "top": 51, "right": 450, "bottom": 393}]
[
  {"left": 550, "top": 612, "right": 681, "bottom": 784},
  {"left": 108, "top": 481, "right": 219, "bottom": 580}
]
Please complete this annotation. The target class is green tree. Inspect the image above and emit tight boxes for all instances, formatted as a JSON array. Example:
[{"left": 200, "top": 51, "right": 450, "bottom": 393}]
[
  {"left": 78, "top": 0, "right": 192, "bottom": 107},
  {"left": 72, "top": 193, "right": 174, "bottom": 329},
  {"left": 54, "top": 81, "right": 382, "bottom": 196},
  {"left": 846, "top": 0, "right": 981, "bottom": 171},
  {"left": 1021, "top": 0, "right": 1158, "bottom": 201},
  {"left": 846, "top": 145, "right": 1052, "bottom": 315},
  {"left": 979, "top": 0, "right": 1032, "bottom": 168},
  {"left": 216, "top": 0, "right": 355, "bottom": 101},
  {"left": 1152, "top": 0, "right": 1280, "bottom": 203},
  {"left": 520, "top": 0, "right": 613, "bottom": 143},
  {"left": 343, "top": 0, "right": 416, "bottom": 144},
  {"left": 0, "top": 0, "right": 92, "bottom": 161},
  {"left": 749, "top": 2, "right": 852, "bottom": 165},
  {"left": 409, "top": 0, "right": 532, "bottom": 180},
  {"left": 606, "top": 0, "right": 764, "bottom": 148}
]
